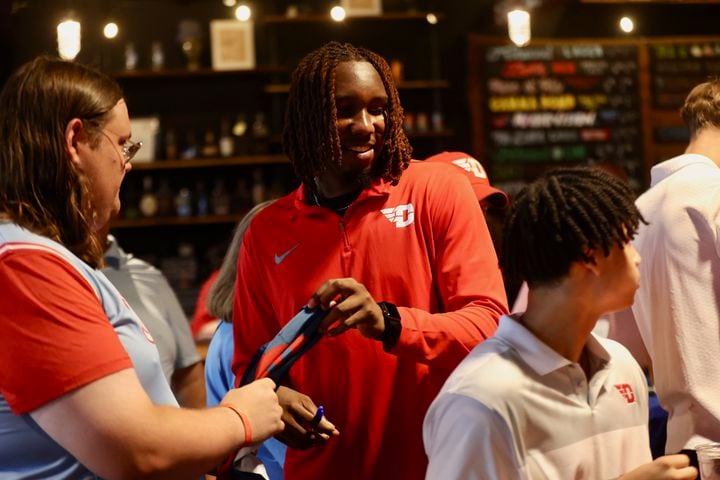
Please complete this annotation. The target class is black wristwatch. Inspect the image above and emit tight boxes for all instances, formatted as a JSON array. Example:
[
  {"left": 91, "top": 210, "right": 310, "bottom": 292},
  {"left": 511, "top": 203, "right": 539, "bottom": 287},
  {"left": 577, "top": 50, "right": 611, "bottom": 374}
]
[{"left": 378, "top": 301, "right": 402, "bottom": 351}]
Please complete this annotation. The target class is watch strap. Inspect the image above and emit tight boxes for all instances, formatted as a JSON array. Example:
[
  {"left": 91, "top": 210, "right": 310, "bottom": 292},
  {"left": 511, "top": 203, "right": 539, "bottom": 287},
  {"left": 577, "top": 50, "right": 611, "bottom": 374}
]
[{"left": 378, "top": 301, "right": 402, "bottom": 351}]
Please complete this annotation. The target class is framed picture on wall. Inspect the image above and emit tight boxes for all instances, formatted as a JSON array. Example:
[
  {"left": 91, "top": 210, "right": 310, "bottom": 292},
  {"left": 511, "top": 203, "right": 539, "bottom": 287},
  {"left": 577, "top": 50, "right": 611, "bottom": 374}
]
[
  {"left": 340, "top": 0, "right": 382, "bottom": 16},
  {"left": 210, "top": 19, "right": 255, "bottom": 70}
]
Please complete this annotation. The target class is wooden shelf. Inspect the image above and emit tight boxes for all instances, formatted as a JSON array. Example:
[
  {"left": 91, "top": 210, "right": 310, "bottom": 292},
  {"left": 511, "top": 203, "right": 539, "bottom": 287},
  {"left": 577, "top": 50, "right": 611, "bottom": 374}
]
[
  {"left": 265, "top": 79, "right": 449, "bottom": 94},
  {"left": 129, "top": 155, "right": 288, "bottom": 171},
  {"left": 112, "top": 66, "right": 288, "bottom": 80},
  {"left": 263, "top": 12, "right": 443, "bottom": 24},
  {"left": 111, "top": 213, "right": 247, "bottom": 229}
]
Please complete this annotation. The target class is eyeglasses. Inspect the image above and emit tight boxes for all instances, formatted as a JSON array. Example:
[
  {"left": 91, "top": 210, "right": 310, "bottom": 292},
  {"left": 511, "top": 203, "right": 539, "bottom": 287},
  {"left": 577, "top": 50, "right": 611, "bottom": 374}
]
[{"left": 100, "top": 129, "right": 142, "bottom": 165}]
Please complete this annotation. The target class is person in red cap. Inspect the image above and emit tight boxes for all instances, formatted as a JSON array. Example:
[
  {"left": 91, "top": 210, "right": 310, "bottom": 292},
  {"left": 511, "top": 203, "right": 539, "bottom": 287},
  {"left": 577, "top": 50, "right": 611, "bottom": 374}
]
[
  {"left": 425, "top": 151, "right": 509, "bottom": 257},
  {"left": 425, "top": 151, "right": 508, "bottom": 209}
]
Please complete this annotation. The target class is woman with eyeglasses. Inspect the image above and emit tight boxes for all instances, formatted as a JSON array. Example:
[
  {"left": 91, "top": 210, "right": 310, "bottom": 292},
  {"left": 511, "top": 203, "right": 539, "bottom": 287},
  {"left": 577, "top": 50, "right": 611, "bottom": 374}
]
[{"left": 0, "top": 56, "right": 283, "bottom": 479}]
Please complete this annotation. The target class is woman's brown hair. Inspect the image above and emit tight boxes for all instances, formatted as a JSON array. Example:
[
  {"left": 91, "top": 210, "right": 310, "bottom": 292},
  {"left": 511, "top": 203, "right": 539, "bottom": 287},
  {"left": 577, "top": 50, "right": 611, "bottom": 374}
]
[
  {"left": 206, "top": 200, "right": 274, "bottom": 321},
  {"left": 0, "top": 56, "right": 123, "bottom": 268}
]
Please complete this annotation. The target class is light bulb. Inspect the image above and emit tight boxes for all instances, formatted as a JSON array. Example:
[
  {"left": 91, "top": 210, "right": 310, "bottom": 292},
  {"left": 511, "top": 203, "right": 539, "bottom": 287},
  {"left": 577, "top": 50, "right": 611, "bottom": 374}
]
[
  {"left": 426, "top": 13, "right": 438, "bottom": 25},
  {"left": 57, "top": 19, "right": 81, "bottom": 60},
  {"left": 507, "top": 9, "right": 531, "bottom": 47},
  {"left": 223, "top": 0, "right": 237, "bottom": 6},
  {"left": 330, "top": 6, "right": 346, "bottom": 22},
  {"left": 235, "top": 4, "right": 252, "bottom": 21},
  {"left": 619, "top": 16, "right": 634, "bottom": 33},
  {"left": 103, "top": 22, "right": 118, "bottom": 39}
]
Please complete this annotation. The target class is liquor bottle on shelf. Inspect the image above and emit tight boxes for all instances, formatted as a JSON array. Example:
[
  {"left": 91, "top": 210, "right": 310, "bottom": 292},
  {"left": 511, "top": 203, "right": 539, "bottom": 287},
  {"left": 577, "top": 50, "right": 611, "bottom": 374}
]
[
  {"left": 211, "top": 178, "right": 231, "bottom": 215},
  {"left": 157, "top": 179, "right": 174, "bottom": 216},
  {"left": 232, "top": 178, "right": 252, "bottom": 211},
  {"left": 416, "top": 112, "right": 430, "bottom": 133},
  {"left": 268, "top": 178, "right": 284, "bottom": 200},
  {"left": 166, "top": 242, "right": 197, "bottom": 290},
  {"left": 122, "top": 183, "right": 140, "bottom": 219},
  {"left": 219, "top": 118, "right": 234, "bottom": 158},
  {"left": 181, "top": 130, "right": 198, "bottom": 159},
  {"left": 251, "top": 112, "right": 270, "bottom": 155},
  {"left": 200, "top": 127, "right": 219, "bottom": 158},
  {"left": 403, "top": 112, "right": 416, "bottom": 133},
  {"left": 431, "top": 110, "right": 444, "bottom": 132},
  {"left": 124, "top": 43, "right": 138, "bottom": 70},
  {"left": 232, "top": 113, "right": 249, "bottom": 155},
  {"left": 251, "top": 167, "right": 265, "bottom": 205},
  {"left": 195, "top": 181, "right": 209, "bottom": 216},
  {"left": 151, "top": 41, "right": 165, "bottom": 71},
  {"left": 164, "top": 128, "right": 178, "bottom": 160},
  {"left": 139, "top": 175, "right": 159, "bottom": 218},
  {"left": 175, "top": 187, "right": 193, "bottom": 217}
]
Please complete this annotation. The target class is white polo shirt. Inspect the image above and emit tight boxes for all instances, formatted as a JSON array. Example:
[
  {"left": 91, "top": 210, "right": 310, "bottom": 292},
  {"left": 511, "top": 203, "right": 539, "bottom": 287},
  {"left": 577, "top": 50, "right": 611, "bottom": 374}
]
[
  {"left": 632, "top": 153, "right": 720, "bottom": 452},
  {"left": 423, "top": 315, "right": 651, "bottom": 479}
]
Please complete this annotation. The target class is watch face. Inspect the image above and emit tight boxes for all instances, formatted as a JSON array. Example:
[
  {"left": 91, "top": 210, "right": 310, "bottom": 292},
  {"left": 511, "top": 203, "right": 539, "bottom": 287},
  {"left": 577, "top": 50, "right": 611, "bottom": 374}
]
[{"left": 380, "top": 301, "right": 400, "bottom": 320}]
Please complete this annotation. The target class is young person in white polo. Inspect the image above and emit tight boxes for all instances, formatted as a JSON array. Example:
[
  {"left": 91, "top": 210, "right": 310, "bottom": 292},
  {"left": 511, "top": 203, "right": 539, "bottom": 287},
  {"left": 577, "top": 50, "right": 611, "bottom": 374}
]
[{"left": 423, "top": 167, "right": 697, "bottom": 480}]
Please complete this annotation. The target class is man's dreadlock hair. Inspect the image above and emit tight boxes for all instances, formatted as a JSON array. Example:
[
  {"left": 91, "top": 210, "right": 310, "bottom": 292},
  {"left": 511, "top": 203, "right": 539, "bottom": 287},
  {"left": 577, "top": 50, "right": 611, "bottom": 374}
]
[
  {"left": 501, "top": 167, "right": 645, "bottom": 287},
  {"left": 282, "top": 41, "right": 412, "bottom": 195}
]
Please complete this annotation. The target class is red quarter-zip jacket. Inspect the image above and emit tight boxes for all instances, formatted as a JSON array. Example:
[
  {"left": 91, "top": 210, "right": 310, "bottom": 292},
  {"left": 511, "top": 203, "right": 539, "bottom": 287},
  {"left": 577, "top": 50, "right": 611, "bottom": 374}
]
[{"left": 232, "top": 160, "right": 508, "bottom": 480}]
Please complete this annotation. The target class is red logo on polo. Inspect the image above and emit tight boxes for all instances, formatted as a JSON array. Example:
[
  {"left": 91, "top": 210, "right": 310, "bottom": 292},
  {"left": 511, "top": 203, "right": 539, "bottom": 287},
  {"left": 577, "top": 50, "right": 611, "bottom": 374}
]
[{"left": 614, "top": 384, "right": 636, "bottom": 404}]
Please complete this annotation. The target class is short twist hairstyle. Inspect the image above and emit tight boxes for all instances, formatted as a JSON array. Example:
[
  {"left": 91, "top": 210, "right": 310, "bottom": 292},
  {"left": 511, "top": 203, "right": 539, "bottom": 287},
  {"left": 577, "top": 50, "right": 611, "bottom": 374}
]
[
  {"left": 501, "top": 167, "right": 645, "bottom": 287},
  {"left": 282, "top": 41, "right": 412, "bottom": 195}
]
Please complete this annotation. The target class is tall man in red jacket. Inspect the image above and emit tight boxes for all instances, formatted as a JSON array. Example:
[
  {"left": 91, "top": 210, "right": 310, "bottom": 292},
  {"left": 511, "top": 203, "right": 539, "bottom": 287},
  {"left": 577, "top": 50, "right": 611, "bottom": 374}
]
[{"left": 231, "top": 41, "right": 508, "bottom": 480}]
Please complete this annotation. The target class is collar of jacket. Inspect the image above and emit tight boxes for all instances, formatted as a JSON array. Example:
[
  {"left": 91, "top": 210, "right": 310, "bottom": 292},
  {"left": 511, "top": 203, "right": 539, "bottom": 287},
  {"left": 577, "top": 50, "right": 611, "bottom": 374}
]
[{"left": 292, "top": 177, "right": 393, "bottom": 214}]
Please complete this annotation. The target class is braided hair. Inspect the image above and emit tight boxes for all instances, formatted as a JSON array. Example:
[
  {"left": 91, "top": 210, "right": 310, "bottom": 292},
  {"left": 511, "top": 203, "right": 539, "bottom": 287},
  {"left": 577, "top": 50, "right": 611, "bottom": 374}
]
[
  {"left": 501, "top": 167, "right": 645, "bottom": 287},
  {"left": 282, "top": 41, "right": 412, "bottom": 195}
]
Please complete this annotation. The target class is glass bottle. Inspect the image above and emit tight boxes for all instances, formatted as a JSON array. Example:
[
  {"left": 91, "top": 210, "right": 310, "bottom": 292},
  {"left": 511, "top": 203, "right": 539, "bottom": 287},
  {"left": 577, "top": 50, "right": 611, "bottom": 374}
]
[
  {"left": 200, "top": 127, "right": 219, "bottom": 158},
  {"left": 231, "top": 178, "right": 252, "bottom": 211},
  {"left": 176, "top": 242, "right": 197, "bottom": 290},
  {"left": 164, "top": 128, "right": 178, "bottom": 160},
  {"left": 251, "top": 112, "right": 270, "bottom": 154},
  {"left": 251, "top": 167, "right": 265, "bottom": 205},
  {"left": 124, "top": 43, "right": 138, "bottom": 70},
  {"left": 181, "top": 130, "right": 198, "bottom": 159},
  {"left": 151, "top": 41, "right": 165, "bottom": 71},
  {"left": 122, "top": 183, "right": 140, "bottom": 219},
  {"left": 195, "top": 181, "right": 209, "bottom": 216},
  {"left": 175, "top": 187, "right": 193, "bottom": 217},
  {"left": 232, "top": 113, "right": 249, "bottom": 155},
  {"left": 157, "top": 179, "right": 174, "bottom": 216},
  {"left": 219, "top": 118, "right": 234, "bottom": 158},
  {"left": 139, "top": 175, "right": 159, "bottom": 218},
  {"left": 211, "top": 179, "right": 231, "bottom": 215}
]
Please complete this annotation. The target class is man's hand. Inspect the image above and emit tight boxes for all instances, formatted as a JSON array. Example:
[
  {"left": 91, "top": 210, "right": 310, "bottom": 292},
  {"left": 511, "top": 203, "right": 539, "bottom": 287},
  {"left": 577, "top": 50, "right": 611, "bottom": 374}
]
[
  {"left": 620, "top": 454, "right": 697, "bottom": 480},
  {"left": 221, "top": 378, "right": 284, "bottom": 445},
  {"left": 275, "top": 386, "right": 339, "bottom": 450},
  {"left": 308, "top": 278, "right": 385, "bottom": 339}
]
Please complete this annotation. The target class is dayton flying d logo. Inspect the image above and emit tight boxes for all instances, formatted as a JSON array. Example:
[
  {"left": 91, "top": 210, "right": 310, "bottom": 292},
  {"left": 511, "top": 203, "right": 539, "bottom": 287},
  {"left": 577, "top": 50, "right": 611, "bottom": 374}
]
[{"left": 381, "top": 204, "right": 415, "bottom": 228}]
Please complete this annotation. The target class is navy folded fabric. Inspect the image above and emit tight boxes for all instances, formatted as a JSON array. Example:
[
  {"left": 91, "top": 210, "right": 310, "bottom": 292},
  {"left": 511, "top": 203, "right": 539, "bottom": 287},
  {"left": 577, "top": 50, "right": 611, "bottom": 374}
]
[{"left": 239, "top": 305, "right": 328, "bottom": 387}]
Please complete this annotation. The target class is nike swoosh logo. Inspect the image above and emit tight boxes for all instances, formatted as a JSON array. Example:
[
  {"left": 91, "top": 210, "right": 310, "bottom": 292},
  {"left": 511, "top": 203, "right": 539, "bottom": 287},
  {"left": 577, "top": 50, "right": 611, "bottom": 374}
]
[{"left": 274, "top": 243, "right": 300, "bottom": 265}]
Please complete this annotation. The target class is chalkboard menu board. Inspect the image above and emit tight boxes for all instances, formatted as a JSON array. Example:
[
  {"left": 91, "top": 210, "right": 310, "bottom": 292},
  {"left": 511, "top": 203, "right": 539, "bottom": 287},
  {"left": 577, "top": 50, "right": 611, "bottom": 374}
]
[{"left": 469, "top": 38, "right": 644, "bottom": 191}]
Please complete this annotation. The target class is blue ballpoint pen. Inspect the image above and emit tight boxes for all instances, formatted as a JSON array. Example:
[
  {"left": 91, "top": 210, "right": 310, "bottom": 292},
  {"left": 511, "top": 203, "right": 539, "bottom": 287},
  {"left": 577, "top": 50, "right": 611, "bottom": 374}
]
[{"left": 311, "top": 405, "right": 324, "bottom": 426}]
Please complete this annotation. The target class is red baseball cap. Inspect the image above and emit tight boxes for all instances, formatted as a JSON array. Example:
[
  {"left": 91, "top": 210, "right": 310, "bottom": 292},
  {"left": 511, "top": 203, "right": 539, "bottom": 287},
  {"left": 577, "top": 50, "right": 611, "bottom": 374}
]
[{"left": 425, "top": 151, "right": 509, "bottom": 208}]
